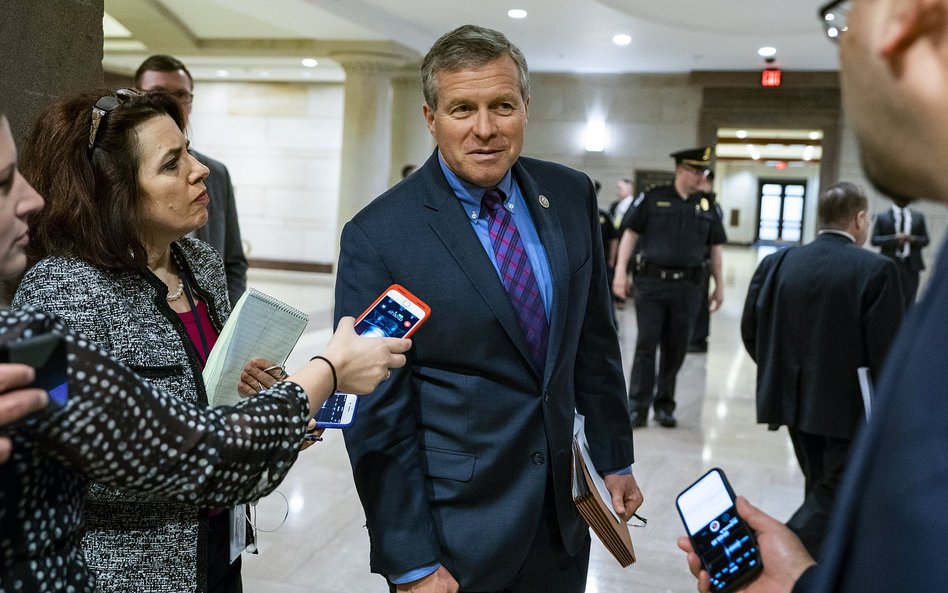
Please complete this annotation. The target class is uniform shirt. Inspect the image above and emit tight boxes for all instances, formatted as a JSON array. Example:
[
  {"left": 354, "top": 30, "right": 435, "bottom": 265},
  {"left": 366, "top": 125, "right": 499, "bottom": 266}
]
[
  {"left": 624, "top": 184, "right": 726, "bottom": 269},
  {"left": 599, "top": 209, "right": 618, "bottom": 258}
]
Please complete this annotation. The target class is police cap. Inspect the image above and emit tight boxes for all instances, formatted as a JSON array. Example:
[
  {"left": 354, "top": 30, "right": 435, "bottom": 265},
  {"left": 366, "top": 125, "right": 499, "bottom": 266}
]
[{"left": 670, "top": 146, "right": 713, "bottom": 169}]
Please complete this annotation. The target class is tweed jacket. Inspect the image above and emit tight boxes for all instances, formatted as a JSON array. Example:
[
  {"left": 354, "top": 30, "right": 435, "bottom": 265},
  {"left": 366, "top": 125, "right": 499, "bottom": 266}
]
[{"left": 13, "top": 238, "right": 233, "bottom": 593}]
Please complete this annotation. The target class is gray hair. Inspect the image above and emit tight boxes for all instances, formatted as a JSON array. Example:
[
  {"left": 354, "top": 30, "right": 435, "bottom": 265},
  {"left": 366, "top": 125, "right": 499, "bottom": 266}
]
[{"left": 420, "top": 25, "right": 530, "bottom": 109}]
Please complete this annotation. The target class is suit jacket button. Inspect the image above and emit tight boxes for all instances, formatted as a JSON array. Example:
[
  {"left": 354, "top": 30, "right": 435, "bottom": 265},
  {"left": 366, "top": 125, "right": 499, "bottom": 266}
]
[
  {"left": 532, "top": 452, "right": 545, "bottom": 466},
  {"left": 543, "top": 390, "right": 550, "bottom": 402}
]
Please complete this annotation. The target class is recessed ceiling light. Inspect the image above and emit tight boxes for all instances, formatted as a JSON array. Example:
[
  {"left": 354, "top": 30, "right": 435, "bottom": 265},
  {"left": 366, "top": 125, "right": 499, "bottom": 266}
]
[
  {"left": 736, "top": 130, "right": 748, "bottom": 139},
  {"left": 758, "top": 46, "right": 777, "bottom": 58},
  {"left": 216, "top": 70, "right": 229, "bottom": 77},
  {"left": 808, "top": 131, "right": 821, "bottom": 140},
  {"left": 302, "top": 58, "right": 319, "bottom": 68},
  {"left": 259, "top": 71, "right": 270, "bottom": 78},
  {"left": 508, "top": 9, "right": 527, "bottom": 19},
  {"left": 612, "top": 34, "right": 632, "bottom": 46}
]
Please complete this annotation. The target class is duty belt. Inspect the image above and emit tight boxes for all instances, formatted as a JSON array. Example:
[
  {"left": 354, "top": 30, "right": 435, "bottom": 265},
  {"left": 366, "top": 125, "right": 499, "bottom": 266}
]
[{"left": 640, "top": 262, "right": 703, "bottom": 282}]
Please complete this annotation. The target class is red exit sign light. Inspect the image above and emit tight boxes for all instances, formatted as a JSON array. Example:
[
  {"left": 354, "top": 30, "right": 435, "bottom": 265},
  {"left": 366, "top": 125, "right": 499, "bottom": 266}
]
[{"left": 761, "top": 68, "right": 782, "bottom": 87}]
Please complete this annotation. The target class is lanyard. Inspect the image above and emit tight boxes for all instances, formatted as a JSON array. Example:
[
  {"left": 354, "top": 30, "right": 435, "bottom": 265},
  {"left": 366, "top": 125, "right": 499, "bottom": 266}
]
[{"left": 180, "top": 271, "right": 211, "bottom": 365}]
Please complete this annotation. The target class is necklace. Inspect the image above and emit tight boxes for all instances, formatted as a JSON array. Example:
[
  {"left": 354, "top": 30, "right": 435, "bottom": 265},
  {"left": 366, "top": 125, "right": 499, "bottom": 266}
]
[{"left": 166, "top": 278, "right": 184, "bottom": 302}]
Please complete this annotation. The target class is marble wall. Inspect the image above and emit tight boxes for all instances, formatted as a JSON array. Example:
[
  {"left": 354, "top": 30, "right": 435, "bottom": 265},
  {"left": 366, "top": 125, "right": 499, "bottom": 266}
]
[{"left": 188, "top": 81, "right": 345, "bottom": 264}]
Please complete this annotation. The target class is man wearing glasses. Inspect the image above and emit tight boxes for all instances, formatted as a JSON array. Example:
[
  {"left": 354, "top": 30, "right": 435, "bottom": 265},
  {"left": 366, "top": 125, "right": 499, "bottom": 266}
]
[
  {"left": 135, "top": 55, "right": 248, "bottom": 306},
  {"left": 613, "top": 147, "right": 726, "bottom": 429},
  {"left": 680, "top": 0, "right": 948, "bottom": 590}
]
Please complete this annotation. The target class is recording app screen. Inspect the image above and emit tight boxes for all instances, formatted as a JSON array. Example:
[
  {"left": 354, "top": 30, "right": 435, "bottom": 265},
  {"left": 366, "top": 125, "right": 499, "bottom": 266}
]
[
  {"left": 679, "top": 471, "right": 760, "bottom": 592},
  {"left": 354, "top": 295, "right": 420, "bottom": 338},
  {"left": 317, "top": 392, "right": 349, "bottom": 423}
]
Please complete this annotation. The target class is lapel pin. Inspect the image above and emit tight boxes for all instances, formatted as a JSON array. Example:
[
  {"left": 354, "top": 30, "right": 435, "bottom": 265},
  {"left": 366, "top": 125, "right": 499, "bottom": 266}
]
[{"left": 539, "top": 195, "right": 550, "bottom": 209}]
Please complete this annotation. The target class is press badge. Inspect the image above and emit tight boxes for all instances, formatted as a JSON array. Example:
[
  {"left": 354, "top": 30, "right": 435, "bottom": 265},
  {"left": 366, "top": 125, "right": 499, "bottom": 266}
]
[{"left": 229, "top": 505, "right": 247, "bottom": 562}]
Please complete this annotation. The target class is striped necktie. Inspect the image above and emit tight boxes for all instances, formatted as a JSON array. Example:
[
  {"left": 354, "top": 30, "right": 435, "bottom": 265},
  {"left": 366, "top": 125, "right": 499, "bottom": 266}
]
[{"left": 482, "top": 188, "right": 549, "bottom": 371}]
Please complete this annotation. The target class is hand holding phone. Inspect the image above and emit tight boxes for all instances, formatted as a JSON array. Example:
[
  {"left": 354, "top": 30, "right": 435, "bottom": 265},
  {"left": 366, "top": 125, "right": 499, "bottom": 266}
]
[
  {"left": 676, "top": 468, "right": 763, "bottom": 593},
  {"left": 315, "top": 284, "right": 429, "bottom": 428},
  {"left": 353, "top": 284, "right": 430, "bottom": 339}
]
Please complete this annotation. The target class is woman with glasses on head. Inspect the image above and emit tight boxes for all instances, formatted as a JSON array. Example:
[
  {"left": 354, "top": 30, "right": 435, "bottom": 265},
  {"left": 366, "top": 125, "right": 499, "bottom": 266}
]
[{"left": 6, "top": 91, "right": 406, "bottom": 593}]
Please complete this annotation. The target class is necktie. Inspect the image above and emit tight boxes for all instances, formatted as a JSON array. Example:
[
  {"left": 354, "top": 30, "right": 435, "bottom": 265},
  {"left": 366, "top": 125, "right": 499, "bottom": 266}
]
[{"left": 482, "top": 188, "right": 549, "bottom": 371}]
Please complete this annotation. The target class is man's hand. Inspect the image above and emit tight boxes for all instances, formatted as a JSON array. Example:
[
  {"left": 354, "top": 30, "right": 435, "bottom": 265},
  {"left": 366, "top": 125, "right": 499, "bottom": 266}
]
[
  {"left": 676, "top": 496, "right": 815, "bottom": 593},
  {"left": 395, "top": 566, "right": 459, "bottom": 593},
  {"left": 612, "top": 270, "right": 631, "bottom": 300},
  {"left": 709, "top": 283, "right": 724, "bottom": 313},
  {"left": 603, "top": 473, "right": 644, "bottom": 522},
  {"left": 0, "top": 364, "right": 47, "bottom": 463}
]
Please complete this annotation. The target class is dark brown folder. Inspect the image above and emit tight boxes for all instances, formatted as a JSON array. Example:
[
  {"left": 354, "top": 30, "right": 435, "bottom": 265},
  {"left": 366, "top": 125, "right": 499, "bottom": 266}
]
[{"left": 571, "top": 435, "right": 636, "bottom": 567}]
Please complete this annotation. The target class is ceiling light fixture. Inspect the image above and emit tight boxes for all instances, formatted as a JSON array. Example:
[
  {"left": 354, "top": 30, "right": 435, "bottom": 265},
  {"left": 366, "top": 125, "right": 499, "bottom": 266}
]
[
  {"left": 758, "top": 46, "right": 777, "bottom": 58},
  {"left": 808, "top": 131, "right": 821, "bottom": 140},
  {"left": 613, "top": 34, "right": 632, "bottom": 46},
  {"left": 736, "top": 130, "right": 748, "bottom": 139},
  {"left": 302, "top": 58, "right": 318, "bottom": 68},
  {"left": 216, "top": 70, "right": 229, "bottom": 77},
  {"left": 508, "top": 9, "right": 527, "bottom": 19}
]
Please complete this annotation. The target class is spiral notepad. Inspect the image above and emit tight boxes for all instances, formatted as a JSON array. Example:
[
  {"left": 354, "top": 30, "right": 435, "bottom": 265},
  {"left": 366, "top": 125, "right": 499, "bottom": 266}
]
[{"left": 203, "top": 288, "right": 309, "bottom": 407}]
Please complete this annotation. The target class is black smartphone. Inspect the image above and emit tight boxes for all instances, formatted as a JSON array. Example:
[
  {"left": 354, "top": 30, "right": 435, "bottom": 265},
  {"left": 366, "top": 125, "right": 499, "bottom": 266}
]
[
  {"left": 676, "top": 468, "right": 762, "bottom": 593},
  {"left": 0, "top": 333, "right": 69, "bottom": 409}
]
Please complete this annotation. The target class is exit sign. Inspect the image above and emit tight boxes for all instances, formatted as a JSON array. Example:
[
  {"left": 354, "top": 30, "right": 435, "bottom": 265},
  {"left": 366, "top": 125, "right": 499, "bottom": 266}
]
[{"left": 761, "top": 68, "right": 782, "bottom": 87}]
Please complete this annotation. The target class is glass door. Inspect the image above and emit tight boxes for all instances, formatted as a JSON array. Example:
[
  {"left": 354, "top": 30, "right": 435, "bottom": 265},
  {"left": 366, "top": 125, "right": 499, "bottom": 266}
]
[{"left": 756, "top": 179, "right": 806, "bottom": 244}]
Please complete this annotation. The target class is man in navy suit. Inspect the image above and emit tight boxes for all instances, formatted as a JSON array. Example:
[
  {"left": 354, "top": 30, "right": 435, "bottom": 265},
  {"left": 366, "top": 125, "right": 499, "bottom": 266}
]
[
  {"left": 741, "top": 182, "right": 903, "bottom": 557},
  {"left": 871, "top": 196, "right": 930, "bottom": 309},
  {"left": 335, "top": 25, "right": 642, "bottom": 593},
  {"left": 680, "top": 0, "right": 948, "bottom": 591}
]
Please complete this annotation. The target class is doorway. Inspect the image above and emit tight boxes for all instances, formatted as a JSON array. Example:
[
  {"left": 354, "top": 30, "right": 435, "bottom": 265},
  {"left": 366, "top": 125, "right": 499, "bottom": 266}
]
[{"left": 756, "top": 179, "right": 807, "bottom": 243}]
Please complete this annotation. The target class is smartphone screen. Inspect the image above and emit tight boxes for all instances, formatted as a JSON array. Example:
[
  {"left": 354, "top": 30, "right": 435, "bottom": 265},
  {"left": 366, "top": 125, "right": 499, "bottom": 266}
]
[
  {"left": 676, "top": 468, "right": 762, "bottom": 593},
  {"left": 354, "top": 289, "right": 427, "bottom": 339},
  {"left": 315, "top": 392, "right": 357, "bottom": 428}
]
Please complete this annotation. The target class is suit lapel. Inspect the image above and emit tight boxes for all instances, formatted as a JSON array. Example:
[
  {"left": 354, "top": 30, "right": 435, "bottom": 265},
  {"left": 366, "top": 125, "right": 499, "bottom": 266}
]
[
  {"left": 513, "top": 162, "right": 569, "bottom": 385},
  {"left": 421, "top": 159, "right": 540, "bottom": 376}
]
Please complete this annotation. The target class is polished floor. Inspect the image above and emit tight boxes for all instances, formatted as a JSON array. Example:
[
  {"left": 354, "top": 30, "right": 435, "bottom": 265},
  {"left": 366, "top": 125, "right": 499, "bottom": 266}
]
[{"left": 241, "top": 245, "right": 804, "bottom": 593}]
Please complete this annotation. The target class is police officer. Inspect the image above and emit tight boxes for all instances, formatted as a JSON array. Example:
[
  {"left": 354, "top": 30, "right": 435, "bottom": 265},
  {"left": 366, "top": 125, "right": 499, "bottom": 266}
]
[
  {"left": 612, "top": 147, "right": 726, "bottom": 427},
  {"left": 689, "top": 170, "right": 727, "bottom": 352}
]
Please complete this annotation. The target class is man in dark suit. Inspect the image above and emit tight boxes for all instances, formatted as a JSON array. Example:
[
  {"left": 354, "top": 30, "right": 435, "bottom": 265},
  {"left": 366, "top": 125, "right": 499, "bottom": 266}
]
[
  {"left": 741, "top": 182, "right": 903, "bottom": 557},
  {"left": 680, "top": 1, "right": 948, "bottom": 591},
  {"left": 335, "top": 25, "right": 641, "bottom": 593},
  {"left": 136, "top": 55, "right": 248, "bottom": 305},
  {"left": 871, "top": 197, "right": 930, "bottom": 309}
]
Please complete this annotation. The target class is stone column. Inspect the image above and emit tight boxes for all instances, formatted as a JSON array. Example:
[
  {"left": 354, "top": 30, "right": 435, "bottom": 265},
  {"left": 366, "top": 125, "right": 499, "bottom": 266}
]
[
  {"left": 331, "top": 51, "right": 406, "bottom": 258},
  {"left": 1, "top": 0, "right": 104, "bottom": 145},
  {"left": 390, "top": 64, "right": 434, "bottom": 186}
]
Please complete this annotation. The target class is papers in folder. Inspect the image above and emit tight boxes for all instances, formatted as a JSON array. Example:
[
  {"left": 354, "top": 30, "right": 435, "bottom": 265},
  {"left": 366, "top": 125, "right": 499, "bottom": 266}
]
[
  {"left": 203, "top": 288, "right": 309, "bottom": 407},
  {"left": 572, "top": 414, "right": 636, "bottom": 567}
]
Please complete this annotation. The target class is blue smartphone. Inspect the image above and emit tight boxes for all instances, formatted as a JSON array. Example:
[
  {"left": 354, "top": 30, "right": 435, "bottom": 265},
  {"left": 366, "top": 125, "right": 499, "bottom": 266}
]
[
  {"left": 0, "top": 333, "right": 69, "bottom": 409},
  {"left": 315, "top": 285, "right": 430, "bottom": 428}
]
